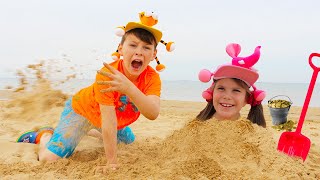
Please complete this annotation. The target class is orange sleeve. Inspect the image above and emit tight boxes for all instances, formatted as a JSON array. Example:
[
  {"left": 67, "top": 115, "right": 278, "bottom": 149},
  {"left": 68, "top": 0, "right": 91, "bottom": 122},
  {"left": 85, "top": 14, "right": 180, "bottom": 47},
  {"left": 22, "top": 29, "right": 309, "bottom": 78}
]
[
  {"left": 94, "top": 66, "right": 116, "bottom": 106},
  {"left": 143, "top": 71, "right": 161, "bottom": 97}
]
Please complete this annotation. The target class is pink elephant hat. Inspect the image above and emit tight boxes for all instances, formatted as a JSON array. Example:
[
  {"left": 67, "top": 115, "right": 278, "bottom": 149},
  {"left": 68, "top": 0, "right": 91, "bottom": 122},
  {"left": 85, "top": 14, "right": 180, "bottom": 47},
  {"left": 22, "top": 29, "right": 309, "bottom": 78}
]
[{"left": 198, "top": 43, "right": 266, "bottom": 106}]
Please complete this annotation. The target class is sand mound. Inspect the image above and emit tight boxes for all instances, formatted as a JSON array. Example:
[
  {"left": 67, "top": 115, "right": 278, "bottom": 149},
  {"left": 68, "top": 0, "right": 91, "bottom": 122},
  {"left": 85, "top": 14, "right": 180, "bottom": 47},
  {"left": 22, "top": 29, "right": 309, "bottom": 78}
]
[
  {"left": 2, "top": 118, "right": 318, "bottom": 179},
  {"left": 153, "top": 119, "right": 315, "bottom": 179}
]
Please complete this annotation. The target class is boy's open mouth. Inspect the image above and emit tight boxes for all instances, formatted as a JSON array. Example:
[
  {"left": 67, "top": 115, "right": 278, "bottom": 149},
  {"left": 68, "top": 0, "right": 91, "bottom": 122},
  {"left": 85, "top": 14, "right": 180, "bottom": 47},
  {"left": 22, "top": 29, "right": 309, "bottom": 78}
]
[{"left": 131, "top": 60, "right": 143, "bottom": 70}]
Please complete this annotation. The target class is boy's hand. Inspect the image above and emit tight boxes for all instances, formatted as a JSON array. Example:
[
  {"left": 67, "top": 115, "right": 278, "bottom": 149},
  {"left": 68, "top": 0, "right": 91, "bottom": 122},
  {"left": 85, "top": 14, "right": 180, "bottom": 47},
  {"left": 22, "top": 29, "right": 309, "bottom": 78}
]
[
  {"left": 97, "top": 62, "right": 133, "bottom": 94},
  {"left": 95, "top": 163, "right": 119, "bottom": 174}
]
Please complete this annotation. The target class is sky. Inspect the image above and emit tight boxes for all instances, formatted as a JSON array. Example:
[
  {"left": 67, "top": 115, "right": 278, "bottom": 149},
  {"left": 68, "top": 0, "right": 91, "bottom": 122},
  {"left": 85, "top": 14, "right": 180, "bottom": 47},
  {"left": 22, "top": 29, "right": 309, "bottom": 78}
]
[{"left": 1, "top": 0, "right": 320, "bottom": 83}]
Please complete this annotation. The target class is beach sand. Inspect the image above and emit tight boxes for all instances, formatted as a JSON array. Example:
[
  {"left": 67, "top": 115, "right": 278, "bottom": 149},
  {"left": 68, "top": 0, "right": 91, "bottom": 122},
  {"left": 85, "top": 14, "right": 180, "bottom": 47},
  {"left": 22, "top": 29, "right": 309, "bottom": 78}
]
[{"left": 1, "top": 65, "right": 320, "bottom": 179}]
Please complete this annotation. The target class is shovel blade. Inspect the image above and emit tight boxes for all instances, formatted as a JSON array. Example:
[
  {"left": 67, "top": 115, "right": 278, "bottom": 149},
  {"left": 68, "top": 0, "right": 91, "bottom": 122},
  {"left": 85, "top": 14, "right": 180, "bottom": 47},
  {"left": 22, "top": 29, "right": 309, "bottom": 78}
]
[{"left": 277, "top": 132, "right": 311, "bottom": 161}]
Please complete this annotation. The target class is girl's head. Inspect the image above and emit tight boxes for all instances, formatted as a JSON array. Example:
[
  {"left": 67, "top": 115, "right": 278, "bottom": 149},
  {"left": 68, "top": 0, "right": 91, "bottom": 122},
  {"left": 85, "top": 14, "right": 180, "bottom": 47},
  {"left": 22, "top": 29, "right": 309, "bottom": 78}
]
[
  {"left": 197, "top": 43, "right": 266, "bottom": 127},
  {"left": 197, "top": 78, "right": 266, "bottom": 127},
  {"left": 212, "top": 78, "right": 250, "bottom": 121}
]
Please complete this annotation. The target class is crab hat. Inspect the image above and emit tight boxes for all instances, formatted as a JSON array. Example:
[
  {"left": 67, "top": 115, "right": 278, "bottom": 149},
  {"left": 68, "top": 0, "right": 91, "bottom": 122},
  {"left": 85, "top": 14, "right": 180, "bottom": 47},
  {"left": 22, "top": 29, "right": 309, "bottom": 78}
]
[
  {"left": 125, "top": 22, "right": 162, "bottom": 43},
  {"left": 198, "top": 43, "right": 266, "bottom": 106},
  {"left": 112, "top": 11, "right": 175, "bottom": 72}
]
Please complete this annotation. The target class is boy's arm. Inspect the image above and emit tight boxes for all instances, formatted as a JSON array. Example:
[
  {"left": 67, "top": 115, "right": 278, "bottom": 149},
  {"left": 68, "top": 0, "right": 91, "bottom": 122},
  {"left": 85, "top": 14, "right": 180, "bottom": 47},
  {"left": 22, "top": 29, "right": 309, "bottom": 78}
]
[
  {"left": 100, "top": 104, "right": 118, "bottom": 167},
  {"left": 126, "top": 87, "right": 160, "bottom": 120}
]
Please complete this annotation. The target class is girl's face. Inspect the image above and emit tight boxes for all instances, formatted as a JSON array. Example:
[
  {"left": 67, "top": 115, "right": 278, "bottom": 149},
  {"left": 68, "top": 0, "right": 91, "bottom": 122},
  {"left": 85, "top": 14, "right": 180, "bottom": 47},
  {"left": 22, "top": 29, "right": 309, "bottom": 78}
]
[
  {"left": 118, "top": 34, "right": 157, "bottom": 81},
  {"left": 212, "top": 78, "right": 248, "bottom": 121}
]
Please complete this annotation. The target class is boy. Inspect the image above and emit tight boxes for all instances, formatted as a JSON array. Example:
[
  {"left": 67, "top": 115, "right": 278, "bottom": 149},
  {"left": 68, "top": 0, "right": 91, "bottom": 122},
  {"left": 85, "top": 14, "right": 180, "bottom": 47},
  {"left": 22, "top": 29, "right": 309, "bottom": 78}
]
[{"left": 17, "top": 12, "right": 172, "bottom": 171}]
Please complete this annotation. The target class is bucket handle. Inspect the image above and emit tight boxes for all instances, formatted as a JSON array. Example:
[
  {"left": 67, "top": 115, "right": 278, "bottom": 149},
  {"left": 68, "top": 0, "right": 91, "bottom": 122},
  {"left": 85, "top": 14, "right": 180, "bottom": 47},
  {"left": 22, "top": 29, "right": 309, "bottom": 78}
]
[{"left": 268, "top": 95, "right": 293, "bottom": 105}]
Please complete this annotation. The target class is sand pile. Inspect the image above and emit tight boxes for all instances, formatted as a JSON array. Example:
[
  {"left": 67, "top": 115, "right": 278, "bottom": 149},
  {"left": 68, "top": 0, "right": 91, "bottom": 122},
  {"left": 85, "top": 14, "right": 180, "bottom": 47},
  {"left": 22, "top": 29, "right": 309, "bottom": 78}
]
[
  {"left": 152, "top": 119, "right": 317, "bottom": 179},
  {"left": 1, "top": 117, "right": 318, "bottom": 179}
]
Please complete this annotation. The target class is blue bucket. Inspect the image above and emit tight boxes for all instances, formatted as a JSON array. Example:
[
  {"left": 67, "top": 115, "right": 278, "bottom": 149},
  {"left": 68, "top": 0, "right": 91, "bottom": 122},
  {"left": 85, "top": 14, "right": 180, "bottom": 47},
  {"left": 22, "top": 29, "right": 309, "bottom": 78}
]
[{"left": 268, "top": 95, "right": 292, "bottom": 125}]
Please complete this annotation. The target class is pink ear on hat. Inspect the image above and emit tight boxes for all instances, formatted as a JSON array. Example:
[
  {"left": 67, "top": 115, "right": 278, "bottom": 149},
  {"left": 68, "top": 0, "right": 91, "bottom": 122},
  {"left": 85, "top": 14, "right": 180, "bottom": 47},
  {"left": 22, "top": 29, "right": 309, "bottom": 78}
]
[
  {"left": 252, "top": 84, "right": 266, "bottom": 101},
  {"left": 198, "top": 69, "right": 213, "bottom": 82},
  {"left": 226, "top": 43, "right": 241, "bottom": 58},
  {"left": 202, "top": 88, "right": 213, "bottom": 100},
  {"left": 253, "top": 89, "right": 266, "bottom": 102},
  {"left": 199, "top": 69, "right": 214, "bottom": 100},
  {"left": 248, "top": 85, "right": 266, "bottom": 106}
]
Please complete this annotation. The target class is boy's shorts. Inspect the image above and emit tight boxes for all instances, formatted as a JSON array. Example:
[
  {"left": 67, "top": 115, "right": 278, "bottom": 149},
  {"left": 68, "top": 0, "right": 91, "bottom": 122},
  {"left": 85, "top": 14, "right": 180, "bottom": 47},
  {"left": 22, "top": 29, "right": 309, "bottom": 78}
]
[{"left": 46, "top": 98, "right": 135, "bottom": 158}]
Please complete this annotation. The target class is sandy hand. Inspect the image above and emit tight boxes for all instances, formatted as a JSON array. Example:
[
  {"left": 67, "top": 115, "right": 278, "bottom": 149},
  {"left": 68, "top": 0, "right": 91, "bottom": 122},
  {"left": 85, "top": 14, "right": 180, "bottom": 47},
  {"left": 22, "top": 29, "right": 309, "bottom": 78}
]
[
  {"left": 95, "top": 163, "right": 119, "bottom": 174},
  {"left": 97, "top": 62, "right": 133, "bottom": 94}
]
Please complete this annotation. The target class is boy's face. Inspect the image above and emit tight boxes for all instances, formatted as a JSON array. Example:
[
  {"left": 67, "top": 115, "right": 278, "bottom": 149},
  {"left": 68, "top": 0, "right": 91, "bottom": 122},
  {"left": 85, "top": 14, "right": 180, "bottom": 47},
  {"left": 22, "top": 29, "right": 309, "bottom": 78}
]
[
  {"left": 118, "top": 34, "right": 157, "bottom": 79},
  {"left": 212, "top": 78, "right": 247, "bottom": 121}
]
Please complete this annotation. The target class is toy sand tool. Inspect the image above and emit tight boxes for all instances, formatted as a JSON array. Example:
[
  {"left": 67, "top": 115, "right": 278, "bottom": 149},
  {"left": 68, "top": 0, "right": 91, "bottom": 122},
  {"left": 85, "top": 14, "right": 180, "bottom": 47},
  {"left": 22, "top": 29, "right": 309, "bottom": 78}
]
[{"left": 277, "top": 53, "right": 320, "bottom": 161}]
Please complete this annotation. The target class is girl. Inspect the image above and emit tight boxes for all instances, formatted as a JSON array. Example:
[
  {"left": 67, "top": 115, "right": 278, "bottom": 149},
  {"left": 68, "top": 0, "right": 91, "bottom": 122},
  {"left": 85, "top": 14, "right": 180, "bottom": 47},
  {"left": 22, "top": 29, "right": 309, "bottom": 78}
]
[{"left": 197, "top": 43, "right": 266, "bottom": 128}]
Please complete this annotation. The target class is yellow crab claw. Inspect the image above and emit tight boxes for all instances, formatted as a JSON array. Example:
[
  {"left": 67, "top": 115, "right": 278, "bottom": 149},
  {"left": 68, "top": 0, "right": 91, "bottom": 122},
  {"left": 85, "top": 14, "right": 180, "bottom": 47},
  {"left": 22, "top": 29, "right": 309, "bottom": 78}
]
[
  {"left": 111, "top": 52, "right": 120, "bottom": 60},
  {"left": 115, "top": 26, "right": 125, "bottom": 37},
  {"left": 156, "top": 64, "right": 165, "bottom": 72},
  {"left": 139, "top": 11, "right": 158, "bottom": 26},
  {"left": 166, "top": 42, "right": 175, "bottom": 52}
]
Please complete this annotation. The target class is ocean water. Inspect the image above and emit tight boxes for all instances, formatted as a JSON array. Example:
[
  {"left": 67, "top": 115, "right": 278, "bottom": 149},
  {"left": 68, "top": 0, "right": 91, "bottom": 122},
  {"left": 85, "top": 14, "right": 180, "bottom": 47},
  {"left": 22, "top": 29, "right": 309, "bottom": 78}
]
[
  {"left": 162, "top": 81, "right": 320, "bottom": 108},
  {"left": 1, "top": 77, "right": 320, "bottom": 107}
]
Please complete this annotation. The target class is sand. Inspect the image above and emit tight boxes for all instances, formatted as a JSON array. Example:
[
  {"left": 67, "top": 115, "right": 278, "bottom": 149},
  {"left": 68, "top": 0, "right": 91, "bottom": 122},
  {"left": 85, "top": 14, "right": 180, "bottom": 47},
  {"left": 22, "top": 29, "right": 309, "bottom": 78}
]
[{"left": 0, "top": 64, "right": 320, "bottom": 179}]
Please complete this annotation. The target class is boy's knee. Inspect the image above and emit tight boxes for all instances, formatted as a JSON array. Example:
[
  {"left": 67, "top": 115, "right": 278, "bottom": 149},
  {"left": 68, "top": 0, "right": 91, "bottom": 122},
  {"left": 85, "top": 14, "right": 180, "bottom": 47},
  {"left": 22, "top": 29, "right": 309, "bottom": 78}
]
[
  {"left": 123, "top": 134, "right": 135, "bottom": 144},
  {"left": 38, "top": 148, "right": 61, "bottom": 162},
  {"left": 117, "top": 127, "right": 135, "bottom": 144}
]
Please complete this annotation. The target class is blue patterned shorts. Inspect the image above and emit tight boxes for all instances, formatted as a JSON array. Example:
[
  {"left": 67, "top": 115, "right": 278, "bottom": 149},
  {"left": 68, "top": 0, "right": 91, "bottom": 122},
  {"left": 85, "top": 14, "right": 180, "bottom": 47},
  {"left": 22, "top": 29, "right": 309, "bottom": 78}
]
[{"left": 46, "top": 98, "right": 135, "bottom": 158}]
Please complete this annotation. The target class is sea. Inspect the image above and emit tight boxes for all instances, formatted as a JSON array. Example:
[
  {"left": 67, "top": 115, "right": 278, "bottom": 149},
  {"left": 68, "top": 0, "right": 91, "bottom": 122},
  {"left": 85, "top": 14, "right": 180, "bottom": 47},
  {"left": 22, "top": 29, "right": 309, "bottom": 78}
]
[{"left": 1, "top": 77, "right": 320, "bottom": 107}]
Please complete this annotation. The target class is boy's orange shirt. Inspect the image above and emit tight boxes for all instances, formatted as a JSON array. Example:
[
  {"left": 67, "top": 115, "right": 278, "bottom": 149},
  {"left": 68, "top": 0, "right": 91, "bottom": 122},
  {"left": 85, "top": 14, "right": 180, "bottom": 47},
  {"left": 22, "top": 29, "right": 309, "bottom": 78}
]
[{"left": 72, "top": 60, "right": 161, "bottom": 129}]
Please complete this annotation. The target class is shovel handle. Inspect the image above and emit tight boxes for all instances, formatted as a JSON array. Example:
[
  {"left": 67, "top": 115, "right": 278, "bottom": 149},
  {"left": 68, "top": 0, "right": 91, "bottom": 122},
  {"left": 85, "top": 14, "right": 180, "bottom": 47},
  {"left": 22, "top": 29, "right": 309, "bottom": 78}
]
[
  {"left": 296, "top": 53, "right": 320, "bottom": 133},
  {"left": 309, "top": 53, "right": 320, "bottom": 71}
]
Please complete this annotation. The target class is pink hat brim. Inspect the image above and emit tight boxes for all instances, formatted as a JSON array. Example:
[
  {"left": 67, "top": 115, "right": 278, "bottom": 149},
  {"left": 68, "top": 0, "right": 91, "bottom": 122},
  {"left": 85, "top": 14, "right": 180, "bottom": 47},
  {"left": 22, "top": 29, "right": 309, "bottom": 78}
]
[{"left": 213, "top": 65, "right": 259, "bottom": 87}]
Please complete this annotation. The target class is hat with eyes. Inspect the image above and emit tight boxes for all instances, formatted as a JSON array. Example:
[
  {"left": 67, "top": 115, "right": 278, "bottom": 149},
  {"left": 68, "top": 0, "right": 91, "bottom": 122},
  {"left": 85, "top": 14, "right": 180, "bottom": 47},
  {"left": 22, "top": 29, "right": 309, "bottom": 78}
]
[{"left": 111, "top": 11, "right": 175, "bottom": 72}]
